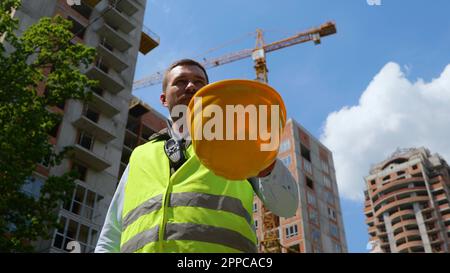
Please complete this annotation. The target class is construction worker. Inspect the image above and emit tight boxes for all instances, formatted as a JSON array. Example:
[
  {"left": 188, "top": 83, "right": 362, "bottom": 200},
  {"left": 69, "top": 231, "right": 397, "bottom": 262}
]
[{"left": 95, "top": 59, "right": 298, "bottom": 253}]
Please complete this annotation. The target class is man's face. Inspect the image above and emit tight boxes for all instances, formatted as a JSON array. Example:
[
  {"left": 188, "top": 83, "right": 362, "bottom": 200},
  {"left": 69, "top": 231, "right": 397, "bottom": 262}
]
[{"left": 160, "top": 64, "right": 208, "bottom": 114}]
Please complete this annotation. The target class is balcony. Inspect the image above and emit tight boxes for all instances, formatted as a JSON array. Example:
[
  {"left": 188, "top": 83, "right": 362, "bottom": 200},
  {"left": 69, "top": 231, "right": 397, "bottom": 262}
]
[
  {"left": 392, "top": 219, "right": 418, "bottom": 234},
  {"left": 431, "top": 183, "right": 444, "bottom": 192},
  {"left": 372, "top": 177, "right": 424, "bottom": 196},
  {"left": 374, "top": 196, "right": 429, "bottom": 218},
  {"left": 435, "top": 193, "right": 447, "bottom": 202},
  {"left": 72, "top": 144, "right": 111, "bottom": 171},
  {"left": 375, "top": 218, "right": 384, "bottom": 228},
  {"left": 365, "top": 216, "right": 374, "bottom": 225},
  {"left": 101, "top": 4, "right": 136, "bottom": 33},
  {"left": 84, "top": 0, "right": 101, "bottom": 7},
  {"left": 89, "top": 92, "right": 120, "bottom": 117},
  {"left": 442, "top": 214, "right": 450, "bottom": 223},
  {"left": 97, "top": 23, "right": 132, "bottom": 52},
  {"left": 112, "top": 0, "right": 139, "bottom": 16},
  {"left": 374, "top": 187, "right": 427, "bottom": 209},
  {"left": 124, "top": 130, "right": 138, "bottom": 149},
  {"left": 439, "top": 203, "right": 450, "bottom": 213},
  {"left": 86, "top": 63, "right": 125, "bottom": 94},
  {"left": 97, "top": 43, "right": 128, "bottom": 72},
  {"left": 390, "top": 209, "right": 415, "bottom": 223},
  {"left": 396, "top": 240, "right": 424, "bottom": 253},
  {"left": 72, "top": 116, "right": 115, "bottom": 143},
  {"left": 393, "top": 229, "right": 421, "bottom": 242},
  {"left": 140, "top": 25, "right": 160, "bottom": 55}
]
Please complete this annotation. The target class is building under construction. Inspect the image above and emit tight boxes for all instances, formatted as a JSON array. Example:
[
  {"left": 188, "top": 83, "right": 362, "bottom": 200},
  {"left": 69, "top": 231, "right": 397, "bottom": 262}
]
[
  {"left": 13, "top": 0, "right": 159, "bottom": 252},
  {"left": 253, "top": 119, "right": 348, "bottom": 253},
  {"left": 118, "top": 96, "right": 167, "bottom": 180},
  {"left": 364, "top": 148, "right": 450, "bottom": 253}
]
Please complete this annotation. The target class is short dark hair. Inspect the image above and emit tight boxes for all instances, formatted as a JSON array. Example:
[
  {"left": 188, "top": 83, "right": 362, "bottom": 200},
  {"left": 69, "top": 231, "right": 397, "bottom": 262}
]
[{"left": 162, "top": 59, "right": 209, "bottom": 92}]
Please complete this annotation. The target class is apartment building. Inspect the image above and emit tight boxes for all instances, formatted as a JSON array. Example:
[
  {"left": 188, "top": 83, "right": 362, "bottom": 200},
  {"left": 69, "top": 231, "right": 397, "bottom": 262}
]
[
  {"left": 14, "top": 0, "right": 159, "bottom": 252},
  {"left": 253, "top": 119, "right": 348, "bottom": 253},
  {"left": 364, "top": 147, "right": 450, "bottom": 253}
]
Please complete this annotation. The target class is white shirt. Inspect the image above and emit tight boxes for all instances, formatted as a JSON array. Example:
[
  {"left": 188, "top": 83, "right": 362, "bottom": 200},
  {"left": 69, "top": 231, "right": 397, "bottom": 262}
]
[{"left": 95, "top": 158, "right": 298, "bottom": 253}]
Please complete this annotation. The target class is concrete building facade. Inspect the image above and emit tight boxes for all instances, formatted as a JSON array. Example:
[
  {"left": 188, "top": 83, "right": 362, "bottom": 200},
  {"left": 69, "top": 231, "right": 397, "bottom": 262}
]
[
  {"left": 118, "top": 96, "right": 166, "bottom": 180},
  {"left": 253, "top": 119, "right": 348, "bottom": 253},
  {"left": 14, "top": 0, "right": 159, "bottom": 252},
  {"left": 364, "top": 148, "right": 450, "bottom": 253}
]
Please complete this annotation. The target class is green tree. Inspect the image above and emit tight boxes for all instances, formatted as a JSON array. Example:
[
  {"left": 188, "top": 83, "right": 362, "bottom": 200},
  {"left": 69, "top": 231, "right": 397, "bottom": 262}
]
[{"left": 0, "top": 0, "right": 97, "bottom": 252}]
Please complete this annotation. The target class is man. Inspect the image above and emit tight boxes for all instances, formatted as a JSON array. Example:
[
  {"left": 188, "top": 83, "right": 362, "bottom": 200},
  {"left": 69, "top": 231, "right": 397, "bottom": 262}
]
[{"left": 95, "top": 59, "right": 298, "bottom": 253}]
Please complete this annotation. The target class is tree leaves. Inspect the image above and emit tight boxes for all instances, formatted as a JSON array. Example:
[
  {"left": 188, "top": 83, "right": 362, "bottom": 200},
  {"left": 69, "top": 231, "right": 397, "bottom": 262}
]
[{"left": 0, "top": 1, "right": 97, "bottom": 252}]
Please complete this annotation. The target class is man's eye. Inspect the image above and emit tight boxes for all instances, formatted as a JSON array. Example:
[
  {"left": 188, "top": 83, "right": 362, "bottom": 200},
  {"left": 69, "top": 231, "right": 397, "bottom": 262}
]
[
  {"left": 195, "top": 80, "right": 206, "bottom": 86},
  {"left": 174, "top": 79, "right": 188, "bottom": 86}
]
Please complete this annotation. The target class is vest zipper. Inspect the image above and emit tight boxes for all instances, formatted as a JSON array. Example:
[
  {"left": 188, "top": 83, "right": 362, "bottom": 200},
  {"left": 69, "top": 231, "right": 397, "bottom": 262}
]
[
  {"left": 158, "top": 145, "right": 193, "bottom": 251},
  {"left": 158, "top": 159, "right": 173, "bottom": 252}
]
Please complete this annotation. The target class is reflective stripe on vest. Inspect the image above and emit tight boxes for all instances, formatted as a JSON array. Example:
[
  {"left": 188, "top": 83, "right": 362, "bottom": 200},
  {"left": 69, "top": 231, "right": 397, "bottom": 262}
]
[
  {"left": 121, "top": 223, "right": 257, "bottom": 253},
  {"left": 122, "top": 192, "right": 252, "bottom": 230},
  {"left": 120, "top": 140, "right": 257, "bottom": 253}
]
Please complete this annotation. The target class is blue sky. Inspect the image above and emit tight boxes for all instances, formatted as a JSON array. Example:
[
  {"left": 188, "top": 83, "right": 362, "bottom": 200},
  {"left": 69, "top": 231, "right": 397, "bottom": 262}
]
[{"left": 132, "top": 0, "right": 450, "bottom": 252}]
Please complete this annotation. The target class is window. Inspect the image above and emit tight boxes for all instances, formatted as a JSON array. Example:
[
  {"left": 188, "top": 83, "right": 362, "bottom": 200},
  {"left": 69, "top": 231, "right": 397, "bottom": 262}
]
[
  {"left": 382, "top": 175, "right": 390, "bottom": 182},
  {"left": 83, "top": 106, "right": 100, "bottom": 123},
  {"left": 53, "top": 216, "right": 99, "bottom": 253},
  {"left": 72, "top": 163, "right": 88, "bottom": 181},
  {"left": 78, "top": 131, "right": 94, "bottom": 150},
  {"left": 279, "top": 139, "right": 290, "bottom": 153},
  {"left": 300, "top": 144, "right": 311, "bottom": 161},
  {"left": 281, "top": 155, "right": 291, "bottom": 167},
  {"left": 412, "top": 164, "right": 418, "bottom": 170},
  {"left": 309, "top": 208, "right": 318, "bottom": 225},
  {"left": 311, "top": 228, "right": 321, "bottom": 244},
  {"left": 22, "top": 176, "right": 45, "bottom": 200},
  {"left": 333, "top": 242, "right": 342, "bottom": 253},
  {"left": 321, "top": 160, "right": 329, "bottom": 174},
  {"left": 285, "top": 224, "right": 298, "bottom": 239},
  {"left": 312, "top": 245, "right": 322, "bottom": 253},
  {"left": 306, "top": 177, "right": 314, "bottom": 190},
  {"left": 63, "top": 184, "right": 103, "bottom": 221},
  {"left": 330, "top": 224, "right": 339, "bottom": 239},
  {"left": 254, "top": 220, "right": 258, "bottom": 229},
  {"left": 323, "top": 176, "right": 332, "bottom": 188},
  {"left": 307, "top": 191, "right": 316, "bottom": 206},
  {"left": 325, "top": 191, "right": 334, "bottom": 206},
  {"left": 328, "top": 207, "right": 337, "bottom": 221},
  {"left": 253, "top": 202, "right": 258, "bottom": 213}
]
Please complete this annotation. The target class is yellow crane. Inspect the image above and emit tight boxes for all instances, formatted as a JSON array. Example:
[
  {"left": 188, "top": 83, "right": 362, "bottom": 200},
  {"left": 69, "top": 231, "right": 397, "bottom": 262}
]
[
  {"left": 133, "top": 21, "right": 337, "bottom": 253},
  {"left": 132, "top": 21, "right": 336, "bottom": 89}
]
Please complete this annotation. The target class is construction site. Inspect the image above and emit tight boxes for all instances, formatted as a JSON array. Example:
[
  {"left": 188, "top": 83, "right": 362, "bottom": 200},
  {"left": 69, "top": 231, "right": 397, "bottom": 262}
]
[{"left": 3, "top": 0, "right": 450, "bottom": 255}]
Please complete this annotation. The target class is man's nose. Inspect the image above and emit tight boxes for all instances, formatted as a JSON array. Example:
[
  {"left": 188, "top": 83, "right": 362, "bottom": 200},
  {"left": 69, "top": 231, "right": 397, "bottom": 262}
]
[{"left": 185, "top": 81, "right": 197, "bottom": 93}]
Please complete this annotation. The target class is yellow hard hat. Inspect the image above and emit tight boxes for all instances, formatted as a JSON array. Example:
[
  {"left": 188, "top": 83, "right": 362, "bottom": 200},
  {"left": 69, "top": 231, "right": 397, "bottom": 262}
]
[{"left": 187, "top": 79, "right": 286, "bottom": 180}]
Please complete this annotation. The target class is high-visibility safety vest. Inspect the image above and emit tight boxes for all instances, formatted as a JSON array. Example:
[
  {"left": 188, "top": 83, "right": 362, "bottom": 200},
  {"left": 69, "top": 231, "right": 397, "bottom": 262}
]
[{"left": 120, "top": 139, "right": 257, "bottom": 253}]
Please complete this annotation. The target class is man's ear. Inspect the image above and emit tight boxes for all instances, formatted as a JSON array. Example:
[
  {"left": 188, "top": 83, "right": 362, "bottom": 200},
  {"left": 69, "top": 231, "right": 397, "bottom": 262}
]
[{"left": 160, "top": 93, "right": 168, "bottom": 107}]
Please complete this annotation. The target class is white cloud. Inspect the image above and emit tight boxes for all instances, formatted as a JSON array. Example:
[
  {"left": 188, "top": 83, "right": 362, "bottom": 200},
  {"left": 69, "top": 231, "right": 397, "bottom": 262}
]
[{"left": 320, "top": 62, "right": 450, "bottom": 201}]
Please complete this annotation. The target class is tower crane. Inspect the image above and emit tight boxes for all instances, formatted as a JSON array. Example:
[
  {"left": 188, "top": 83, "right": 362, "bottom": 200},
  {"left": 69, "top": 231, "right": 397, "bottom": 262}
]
[
  {"left": 133, "top": 21, "right": 337, "bottom": 253},
  {"left": 132, "top": 21, "right": 336, "bottom": 89}
]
